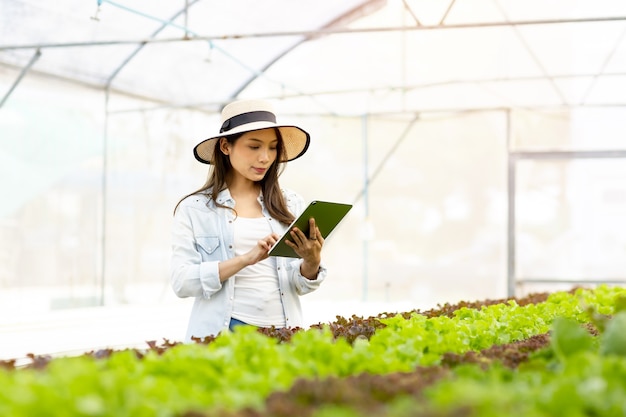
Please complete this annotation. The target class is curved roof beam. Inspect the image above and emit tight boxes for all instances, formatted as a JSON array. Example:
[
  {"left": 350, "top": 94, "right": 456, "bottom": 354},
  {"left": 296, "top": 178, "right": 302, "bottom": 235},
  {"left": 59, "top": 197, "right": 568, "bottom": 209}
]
[
  {"left": 228, "top": 0, "right": 387, "bottom": 101},
  {"left": 97, "top": 0, "right": 363, "bottom": 110},
  {"left": 1, "top": 48, "right": 41, "bottom": 108},
  {"left": 104, "top": 0, "right": 203, "bottom": 89}
]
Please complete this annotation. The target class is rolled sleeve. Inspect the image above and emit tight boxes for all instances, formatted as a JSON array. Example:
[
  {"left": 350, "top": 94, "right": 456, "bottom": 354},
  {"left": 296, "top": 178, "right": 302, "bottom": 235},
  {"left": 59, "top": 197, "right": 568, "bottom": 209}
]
[
  {"left": 198, "top": 261, "right": 222, "bottom": 298},
  {"left": 289, "top": 259, "right": 327, "bottom": 295}
]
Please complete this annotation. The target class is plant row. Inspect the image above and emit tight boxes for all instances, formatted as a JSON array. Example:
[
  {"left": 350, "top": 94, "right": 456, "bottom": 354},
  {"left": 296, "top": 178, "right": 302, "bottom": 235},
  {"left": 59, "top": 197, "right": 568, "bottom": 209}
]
[{"left": 0, "top": 285, "right": 624, "bottom": 417}]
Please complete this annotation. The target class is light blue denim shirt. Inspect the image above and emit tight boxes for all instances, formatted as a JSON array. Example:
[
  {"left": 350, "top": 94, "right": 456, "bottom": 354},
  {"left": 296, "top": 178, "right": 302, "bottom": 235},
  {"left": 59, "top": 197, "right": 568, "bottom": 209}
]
[{"left": 171, "top": 187, "right": 326, "bottom": 341}]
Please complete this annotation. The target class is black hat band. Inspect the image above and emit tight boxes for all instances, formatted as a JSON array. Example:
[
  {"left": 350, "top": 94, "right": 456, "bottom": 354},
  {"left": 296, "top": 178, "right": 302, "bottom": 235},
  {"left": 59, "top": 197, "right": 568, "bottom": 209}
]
[{"left": 220, "top": 110, "right": 276, "bottom": 133}]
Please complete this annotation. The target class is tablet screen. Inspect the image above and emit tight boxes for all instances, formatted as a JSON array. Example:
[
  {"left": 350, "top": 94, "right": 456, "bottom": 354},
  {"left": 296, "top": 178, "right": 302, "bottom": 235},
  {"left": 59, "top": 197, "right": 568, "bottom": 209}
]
[{"left": 268, "top": 200, "right": 352, "bottom": 258}]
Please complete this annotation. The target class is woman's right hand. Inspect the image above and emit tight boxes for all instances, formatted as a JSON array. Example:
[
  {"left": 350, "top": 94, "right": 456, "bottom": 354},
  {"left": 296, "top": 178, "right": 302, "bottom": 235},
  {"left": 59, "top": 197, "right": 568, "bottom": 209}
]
[
  {"left": 245, "top": 232, "right": 280, "bottom": 265},
  {"left": 218, "top": 232, "right": 279, "bottom": 282}
]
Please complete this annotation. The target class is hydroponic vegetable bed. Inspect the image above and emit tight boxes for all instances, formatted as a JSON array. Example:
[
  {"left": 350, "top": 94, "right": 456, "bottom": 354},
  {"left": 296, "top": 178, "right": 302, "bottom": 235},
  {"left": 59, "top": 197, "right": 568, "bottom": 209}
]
[{"left": 1, "top": 285, "right": 625, "bottom": 417}]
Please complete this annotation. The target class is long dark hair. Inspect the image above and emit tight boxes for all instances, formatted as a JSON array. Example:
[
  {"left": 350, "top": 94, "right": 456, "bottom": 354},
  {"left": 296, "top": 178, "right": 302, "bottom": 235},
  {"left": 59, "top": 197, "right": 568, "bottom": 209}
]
[{"left": 173, "top": 128, "right": 295, "bottom": 225}]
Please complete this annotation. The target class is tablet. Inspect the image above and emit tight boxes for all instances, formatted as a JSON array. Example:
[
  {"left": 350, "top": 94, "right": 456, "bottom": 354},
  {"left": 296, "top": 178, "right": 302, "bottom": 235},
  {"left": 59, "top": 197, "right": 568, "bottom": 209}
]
[{"left": 268, "top": 200, "right": 353, "bottom": 258}]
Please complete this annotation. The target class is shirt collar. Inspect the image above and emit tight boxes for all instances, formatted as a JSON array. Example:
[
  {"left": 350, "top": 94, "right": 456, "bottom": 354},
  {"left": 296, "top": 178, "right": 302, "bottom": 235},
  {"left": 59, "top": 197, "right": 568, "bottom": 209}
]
[
  {"left": 214, "top": 187, "right": 264, "bottom": 207},
  {"left": 215, "top": 188, "right": 234, "bottom": 206}
]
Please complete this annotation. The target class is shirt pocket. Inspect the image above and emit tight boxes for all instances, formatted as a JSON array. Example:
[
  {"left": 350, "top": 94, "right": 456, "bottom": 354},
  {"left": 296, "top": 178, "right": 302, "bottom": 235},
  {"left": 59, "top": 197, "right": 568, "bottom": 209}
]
[{"left": 195, "top": 236, "right": 221, "bottom": 261}]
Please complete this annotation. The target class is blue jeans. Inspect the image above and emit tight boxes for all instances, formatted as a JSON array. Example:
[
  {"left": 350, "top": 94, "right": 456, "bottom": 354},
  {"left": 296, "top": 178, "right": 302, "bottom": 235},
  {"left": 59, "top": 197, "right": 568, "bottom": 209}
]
[{"left": 229, "top": 317, "right": 249, "bottom": 331}]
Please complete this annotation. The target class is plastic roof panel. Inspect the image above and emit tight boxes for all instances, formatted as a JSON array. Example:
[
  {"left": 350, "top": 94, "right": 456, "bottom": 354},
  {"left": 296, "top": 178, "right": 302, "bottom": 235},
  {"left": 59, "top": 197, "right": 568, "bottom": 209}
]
[
  {"left": 185, "top": 0, "right": 366, "bottom": 34},
  {"left": 2, "top": 0, "right": 626, "bottom": 114},
  {"left": 1, "top": 0, "right": 372, "bottom": 104}
]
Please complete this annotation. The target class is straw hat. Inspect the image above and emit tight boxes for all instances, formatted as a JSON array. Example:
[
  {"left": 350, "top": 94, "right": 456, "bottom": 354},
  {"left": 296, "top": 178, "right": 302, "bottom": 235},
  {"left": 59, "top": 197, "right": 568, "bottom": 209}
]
[{"left": 193, "top": 99, "right": 310, "bottom": 164}]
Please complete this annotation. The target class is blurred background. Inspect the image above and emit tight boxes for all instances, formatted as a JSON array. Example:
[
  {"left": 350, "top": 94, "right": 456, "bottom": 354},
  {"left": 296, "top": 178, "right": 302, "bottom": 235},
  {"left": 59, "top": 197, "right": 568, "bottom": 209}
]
[{"left": 1, "top": 0, "right": 626, "bottom": 359}]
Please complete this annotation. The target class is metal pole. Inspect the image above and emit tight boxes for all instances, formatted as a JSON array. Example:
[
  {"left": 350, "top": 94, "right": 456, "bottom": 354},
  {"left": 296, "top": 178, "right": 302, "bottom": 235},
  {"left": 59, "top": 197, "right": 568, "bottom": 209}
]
[
  {"left": 4, "top": 16, "right": 626, "bottom": 50},
  {"left": 506, "top": 109, "right": 516, "bottom": 297},
  {"left": 512, "top": 150, "right": 626, "bottom": 159},
  {"left": 100, "top": 88, "right": 110, "bottom": 306},
  {"left": 362, "top": 114, "right": 369, "bottom": 302}
]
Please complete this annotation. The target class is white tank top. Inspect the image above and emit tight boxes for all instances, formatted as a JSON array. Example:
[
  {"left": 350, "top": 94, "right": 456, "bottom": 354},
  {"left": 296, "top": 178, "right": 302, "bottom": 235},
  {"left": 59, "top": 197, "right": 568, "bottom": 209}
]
[{"left": 231, "top": 216, "right": 286, "bottom": 327}]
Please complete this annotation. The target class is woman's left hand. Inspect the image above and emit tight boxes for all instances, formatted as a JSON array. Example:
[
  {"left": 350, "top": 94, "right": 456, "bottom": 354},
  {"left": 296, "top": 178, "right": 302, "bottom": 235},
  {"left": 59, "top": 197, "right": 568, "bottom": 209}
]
[{"left": 285, "top": 217, "right": 324, "bottom": 279}]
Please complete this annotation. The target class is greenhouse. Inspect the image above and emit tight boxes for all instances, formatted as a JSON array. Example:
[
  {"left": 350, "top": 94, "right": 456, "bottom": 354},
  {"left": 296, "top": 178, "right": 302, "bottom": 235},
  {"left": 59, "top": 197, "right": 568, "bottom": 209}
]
[{"left": 1, "top": 0, "right": 626, "bottom": 361}]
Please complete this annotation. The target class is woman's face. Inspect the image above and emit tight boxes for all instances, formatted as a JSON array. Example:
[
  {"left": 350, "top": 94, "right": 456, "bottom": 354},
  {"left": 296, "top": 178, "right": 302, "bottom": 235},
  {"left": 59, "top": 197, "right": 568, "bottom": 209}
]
[{"left": 222, "top": 129, "right": 278, "bottom": 183}]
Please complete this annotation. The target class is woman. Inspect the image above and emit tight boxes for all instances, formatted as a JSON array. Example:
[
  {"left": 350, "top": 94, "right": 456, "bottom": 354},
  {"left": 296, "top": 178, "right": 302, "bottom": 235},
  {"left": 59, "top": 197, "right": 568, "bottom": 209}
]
[{"left": 171, "top": 99, "right": 327, "bottom": 341}]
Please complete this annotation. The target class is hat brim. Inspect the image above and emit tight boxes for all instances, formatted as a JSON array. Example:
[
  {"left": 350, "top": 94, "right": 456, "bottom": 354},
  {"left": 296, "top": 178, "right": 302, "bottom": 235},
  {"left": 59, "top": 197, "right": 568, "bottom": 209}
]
[{"left": 193, "top": 123, "right": 310, "bottom": 165}]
